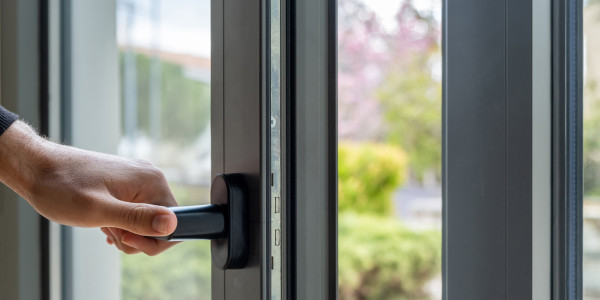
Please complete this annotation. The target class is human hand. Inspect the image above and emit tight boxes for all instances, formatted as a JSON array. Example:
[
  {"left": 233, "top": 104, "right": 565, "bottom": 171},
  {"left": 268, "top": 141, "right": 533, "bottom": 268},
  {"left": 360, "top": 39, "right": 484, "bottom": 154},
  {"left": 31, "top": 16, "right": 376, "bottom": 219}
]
[{"left": 0, "top": 121, "right": 179, "bottom": 256}]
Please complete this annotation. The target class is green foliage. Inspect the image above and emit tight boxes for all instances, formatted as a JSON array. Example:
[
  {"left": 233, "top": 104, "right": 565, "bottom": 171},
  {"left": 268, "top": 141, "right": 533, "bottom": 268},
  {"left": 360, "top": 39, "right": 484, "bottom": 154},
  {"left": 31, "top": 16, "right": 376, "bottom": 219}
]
[
  {"left": 585, "top": 79, "right": 600, "bottom": 197},
  {"left": 584, "top": 1, "right": 600, "bottom": 197},
  {"left": 338, "top": 143, "right": 440, "bottom": 299},
  {"left": 119, "top": 52, "right": 210, "bottom": 145},
  {"left": 121, "top": 241, "right": 212, "bottom": 300},
  {"left": 121, "top": 184, "right": 212, "bottom": 299},
  {"left": 377, "top": 56, "right": 442, "bottom": 182},
  {"left": 339, "top": 213, "right": 441, "bottom": 300},
  {"left": 338, "top": 142, "right": 408, "bottom": 216}
]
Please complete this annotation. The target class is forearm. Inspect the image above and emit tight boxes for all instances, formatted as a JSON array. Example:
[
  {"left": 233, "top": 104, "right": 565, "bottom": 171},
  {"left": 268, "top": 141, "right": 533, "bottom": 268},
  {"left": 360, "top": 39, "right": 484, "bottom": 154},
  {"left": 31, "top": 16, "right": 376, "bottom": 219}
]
[
  {"left": 0, "top": 121, "right": 54, "bottom": 200},
  {"left": 0, "top": 113, "right": 178, "bottom": 255}
]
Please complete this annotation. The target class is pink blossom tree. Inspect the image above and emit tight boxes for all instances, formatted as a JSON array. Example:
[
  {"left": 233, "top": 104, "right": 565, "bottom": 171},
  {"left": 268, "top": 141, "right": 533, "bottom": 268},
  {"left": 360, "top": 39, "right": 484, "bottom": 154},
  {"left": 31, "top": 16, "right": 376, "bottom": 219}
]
[{"left": 338, "top": 0, "right": 441, "bottom": 181}]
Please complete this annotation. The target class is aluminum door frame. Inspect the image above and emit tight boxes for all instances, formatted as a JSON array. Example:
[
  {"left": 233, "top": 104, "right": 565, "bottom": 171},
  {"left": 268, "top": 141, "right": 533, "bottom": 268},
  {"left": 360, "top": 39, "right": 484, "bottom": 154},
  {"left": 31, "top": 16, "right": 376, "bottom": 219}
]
[
  {"left": 211, "top": 0, "right": 338, "bottom": 298},
  {"left": 443, "top": 0, "right": 552, "bottom": 299}
]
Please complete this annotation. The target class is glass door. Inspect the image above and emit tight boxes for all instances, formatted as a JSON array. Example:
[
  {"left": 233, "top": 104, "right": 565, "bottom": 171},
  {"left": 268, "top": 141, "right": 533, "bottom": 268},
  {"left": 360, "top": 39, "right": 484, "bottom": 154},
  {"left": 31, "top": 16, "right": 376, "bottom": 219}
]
[
  {"left": 116, "top": 0, "right": 212, "bottom": 299},
  {"left": 55, "top": 0, "right": 343, "bottom": 298},
  {"left": 58, "top": 0, "right": 274, "bottom": 299}
]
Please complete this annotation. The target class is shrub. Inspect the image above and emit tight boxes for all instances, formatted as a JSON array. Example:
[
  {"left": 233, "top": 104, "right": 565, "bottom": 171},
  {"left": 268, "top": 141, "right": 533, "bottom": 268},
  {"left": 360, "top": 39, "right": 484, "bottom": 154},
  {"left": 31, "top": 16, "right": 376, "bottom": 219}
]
[
  {"left": 338, "top": 142, "right": 408, "bottom": 216},
  {"left": 339, "top": 213, "right": 441, "bottom": 300}
]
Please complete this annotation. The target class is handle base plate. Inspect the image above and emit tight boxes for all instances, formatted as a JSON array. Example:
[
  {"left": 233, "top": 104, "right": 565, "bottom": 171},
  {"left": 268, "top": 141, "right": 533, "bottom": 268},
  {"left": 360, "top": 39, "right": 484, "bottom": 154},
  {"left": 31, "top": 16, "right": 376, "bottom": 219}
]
[{"left": 210, "top": 173, "right": 249, "bottom": 270}]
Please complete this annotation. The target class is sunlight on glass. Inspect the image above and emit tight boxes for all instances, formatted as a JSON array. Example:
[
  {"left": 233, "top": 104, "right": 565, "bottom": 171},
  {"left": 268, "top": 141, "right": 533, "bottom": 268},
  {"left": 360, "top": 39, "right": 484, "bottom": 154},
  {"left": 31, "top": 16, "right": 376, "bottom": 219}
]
[
  {"left": 116, "top": 0, "right": 212, "bottom": 299},
  {"left": 338, "top": 0, "right": 442, "bottom": 299}
]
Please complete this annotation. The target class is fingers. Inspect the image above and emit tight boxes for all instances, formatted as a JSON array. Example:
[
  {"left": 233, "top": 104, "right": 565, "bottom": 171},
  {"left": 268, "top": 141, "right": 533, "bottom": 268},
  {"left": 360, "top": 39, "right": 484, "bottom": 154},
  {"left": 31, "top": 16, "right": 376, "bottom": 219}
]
[
  {"left": 101, "top": 227, "right": 115, "bottom": 245},
  {"left": 104, "top": 201, "right": 178, "bottom": 237},
  {"left": 104, "top": 227, "right": 141, "bottom": 255},
  {"left": 100, "top": 227, "right": 177, "bottom": 256},
  {"left": 121, "top": 232, "right": 178, "bottom": 256}
]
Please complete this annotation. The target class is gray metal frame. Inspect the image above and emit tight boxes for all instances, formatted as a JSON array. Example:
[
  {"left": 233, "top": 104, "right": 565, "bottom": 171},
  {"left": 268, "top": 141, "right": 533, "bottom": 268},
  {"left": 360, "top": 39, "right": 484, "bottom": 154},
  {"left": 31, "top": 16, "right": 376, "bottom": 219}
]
[
  {"left": 211, "top": 0, "right": 338, "bottom": 298},
  {"left": 211, "top": 0, "right": 269, "bottom": 298},
  {"left": 0, "top": 0, "right": 45, "bottom": 299},
  {"left": 532, "top": 0, "right": 552, "bottom": 297},
  {"left": 291, "top": 0, "right": 338, "bottom": 299},
  {"left": 443, "top": 0, "right": 535, "bottom": 298},
  {"left": 551, "top": 0, "right": 583, "bottom": 298}
]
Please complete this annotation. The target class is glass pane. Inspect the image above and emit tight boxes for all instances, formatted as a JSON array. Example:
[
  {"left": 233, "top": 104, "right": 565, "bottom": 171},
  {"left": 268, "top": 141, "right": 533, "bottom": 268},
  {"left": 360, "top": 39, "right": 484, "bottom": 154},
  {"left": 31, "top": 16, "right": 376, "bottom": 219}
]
[
  {"left": 116, "top": 0, "right": 212, "bottom": 299},
  {"left": 337, "top": 0, "right": 442, "bottom": 299},
  {"left": 584, "top": 1, "right": 600, "bottom": 298}
]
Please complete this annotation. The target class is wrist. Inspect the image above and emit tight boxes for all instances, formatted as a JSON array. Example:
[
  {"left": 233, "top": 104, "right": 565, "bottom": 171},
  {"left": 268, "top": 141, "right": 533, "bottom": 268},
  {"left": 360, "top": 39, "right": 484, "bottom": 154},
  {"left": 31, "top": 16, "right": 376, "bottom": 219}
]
[{"left": 0, "top": 121, "right": 55, "bottom": 200}]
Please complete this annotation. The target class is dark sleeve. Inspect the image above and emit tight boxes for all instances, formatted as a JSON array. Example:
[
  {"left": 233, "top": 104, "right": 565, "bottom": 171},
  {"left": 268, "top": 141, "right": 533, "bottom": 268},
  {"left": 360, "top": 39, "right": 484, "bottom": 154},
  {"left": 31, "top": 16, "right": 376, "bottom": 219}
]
[{"left": 0, "top": 105, "right": 19, "bottom": 137}]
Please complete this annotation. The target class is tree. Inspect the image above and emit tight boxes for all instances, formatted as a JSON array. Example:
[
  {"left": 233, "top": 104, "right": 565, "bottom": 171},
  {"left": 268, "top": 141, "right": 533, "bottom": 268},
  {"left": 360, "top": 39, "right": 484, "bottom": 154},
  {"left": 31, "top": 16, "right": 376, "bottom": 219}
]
[
  {"left": 338, "top": 0, "right": 388, "bottom": 140},
  {"left": 119, "top": 52, "right": 210, "bottom": 145},
  {"left": 338, "top": 0, "right": 442, "bottom": 181},
  {"left": 378, "top": 58, "right": 441, "bottom": 181}
]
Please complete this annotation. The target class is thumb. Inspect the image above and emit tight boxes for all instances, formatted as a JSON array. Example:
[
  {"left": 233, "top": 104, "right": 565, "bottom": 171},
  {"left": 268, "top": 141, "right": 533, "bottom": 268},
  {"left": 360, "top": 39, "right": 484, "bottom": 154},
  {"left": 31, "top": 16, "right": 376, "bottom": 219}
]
[{"left": 109, "top": 202, "right": 178, "bottom": 237}]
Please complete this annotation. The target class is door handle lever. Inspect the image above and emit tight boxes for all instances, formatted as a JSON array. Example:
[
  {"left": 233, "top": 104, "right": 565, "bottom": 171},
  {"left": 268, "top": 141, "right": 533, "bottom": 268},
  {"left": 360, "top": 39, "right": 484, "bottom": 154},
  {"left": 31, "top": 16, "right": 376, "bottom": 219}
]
[
  {"left": 154, "top": 204, "right": 226, "bottom": 241},
  {"left": 151, "top": 173, "right": 249, "bottom": 270}
]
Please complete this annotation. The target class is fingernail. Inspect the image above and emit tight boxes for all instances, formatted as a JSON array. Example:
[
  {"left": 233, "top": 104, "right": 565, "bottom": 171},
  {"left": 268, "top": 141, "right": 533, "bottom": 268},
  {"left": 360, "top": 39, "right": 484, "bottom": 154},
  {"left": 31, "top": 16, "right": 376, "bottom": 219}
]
[{"left": 152, "top": 214, "right": 170, "bottom": 234}]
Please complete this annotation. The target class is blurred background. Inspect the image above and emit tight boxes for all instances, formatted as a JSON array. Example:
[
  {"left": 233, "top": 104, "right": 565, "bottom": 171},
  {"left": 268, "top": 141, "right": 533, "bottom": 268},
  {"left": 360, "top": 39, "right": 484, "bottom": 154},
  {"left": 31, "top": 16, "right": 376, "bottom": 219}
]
[
  {"left": 114, "top": 0, "right": 442, "bottom": 299},
  {"left": 337, "top": 0, "right": 441, "bottom": 299},
  {"left": 583, "top": 0, "right": 600, "bottom": 299},
  {"left": 116, "top": 0, "right": 212, "bottom": 299}
]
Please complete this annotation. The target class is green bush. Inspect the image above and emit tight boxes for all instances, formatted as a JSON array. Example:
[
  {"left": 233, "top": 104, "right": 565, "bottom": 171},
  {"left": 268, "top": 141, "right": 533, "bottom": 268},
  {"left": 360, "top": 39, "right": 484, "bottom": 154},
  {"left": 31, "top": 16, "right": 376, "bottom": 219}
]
[
  {"left": 338, "top": 142, "right": 408, "bottom": 216},
  {"left": 339, "top": 213, "right": 441, "bottom": 300}
]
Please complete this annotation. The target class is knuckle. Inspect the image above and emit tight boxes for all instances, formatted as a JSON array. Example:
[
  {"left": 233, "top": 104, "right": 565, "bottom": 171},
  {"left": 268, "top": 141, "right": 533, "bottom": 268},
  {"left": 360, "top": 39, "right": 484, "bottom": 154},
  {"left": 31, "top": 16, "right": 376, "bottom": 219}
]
[
  {"left": 150, "top": 167, "right": 165, "bottom": 180},
  {"left": 148, "top": 168, "right": 168, "bottom": 184},
  {"left": 132, "top": 158, "right": 152, "bottom": 166}
]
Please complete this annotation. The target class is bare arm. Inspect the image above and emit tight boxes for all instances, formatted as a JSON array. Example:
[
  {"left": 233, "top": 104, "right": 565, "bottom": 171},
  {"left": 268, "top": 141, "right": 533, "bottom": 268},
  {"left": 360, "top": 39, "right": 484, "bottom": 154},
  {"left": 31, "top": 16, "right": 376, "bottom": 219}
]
[{"left": 0, "top": 120, "right": 178, "bottom": 256}]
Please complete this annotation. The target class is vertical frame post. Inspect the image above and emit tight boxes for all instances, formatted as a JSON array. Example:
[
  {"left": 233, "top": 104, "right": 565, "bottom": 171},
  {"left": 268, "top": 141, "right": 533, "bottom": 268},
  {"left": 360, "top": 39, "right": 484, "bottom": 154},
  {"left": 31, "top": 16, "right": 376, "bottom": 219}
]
[
  {"left": 443, "top": 0, "right": 539, "bottom": 298},
  {"left": 291, "top": 0, "right": 338, "bottom": 298},
  {"left": 211, "top": 0, "right": 267, "bottom": 298},
  {"left": 551, "top": 0, "right": 583, "bottom": 298}
]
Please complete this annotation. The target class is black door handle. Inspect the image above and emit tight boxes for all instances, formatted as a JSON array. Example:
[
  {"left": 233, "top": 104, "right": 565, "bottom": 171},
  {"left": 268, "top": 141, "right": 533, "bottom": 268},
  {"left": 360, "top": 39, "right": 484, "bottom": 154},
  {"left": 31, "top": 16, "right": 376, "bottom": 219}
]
[{"left": 151, "top": 173, "right": 249, "bottom": 270}]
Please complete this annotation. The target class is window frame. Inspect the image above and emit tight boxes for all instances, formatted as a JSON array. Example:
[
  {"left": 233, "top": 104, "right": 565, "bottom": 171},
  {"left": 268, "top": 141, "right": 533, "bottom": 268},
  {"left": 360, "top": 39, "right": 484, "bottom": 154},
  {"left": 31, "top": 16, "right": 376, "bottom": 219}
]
[
  {"left": 551, "top": 0, "right": 584, "bottom": 298},
  {"left": 289, "top": 0, "right": 338, "bottom": 298},
  {"left": 442, "top": 0, "right": 553, "bottom": 298}
]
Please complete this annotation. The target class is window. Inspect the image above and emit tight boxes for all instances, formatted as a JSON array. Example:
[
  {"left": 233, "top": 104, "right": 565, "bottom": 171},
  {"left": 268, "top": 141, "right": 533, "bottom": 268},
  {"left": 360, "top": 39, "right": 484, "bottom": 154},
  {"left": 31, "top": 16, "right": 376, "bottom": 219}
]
[
  {"left": 117, "top": 0, "right": 213, "bottom": 298},
  {"left": 583, "top": 0, "right": 600, "bottom": 298},
  {"left": 337, "top": 0, "right": 442, "bottom": 299},
  {"left": 24, "top": 0, "right": 566, "bottom": 298},
  {"left": 59, "top": 0, "right": 213, "bottom": 299}
]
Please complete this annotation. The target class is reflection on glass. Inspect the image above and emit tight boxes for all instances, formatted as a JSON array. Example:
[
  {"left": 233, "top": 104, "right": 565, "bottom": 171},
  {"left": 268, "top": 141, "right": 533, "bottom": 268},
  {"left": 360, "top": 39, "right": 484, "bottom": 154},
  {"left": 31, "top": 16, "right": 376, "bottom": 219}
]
[
  {"left": 338, "top": 0, "right": 442, "bottom": 299},
  {"left": 584, "top": 1, "right": 600, "bottom": 299},
  {"left": 116, "top": 0, "right": 212, "bottom": 299}
]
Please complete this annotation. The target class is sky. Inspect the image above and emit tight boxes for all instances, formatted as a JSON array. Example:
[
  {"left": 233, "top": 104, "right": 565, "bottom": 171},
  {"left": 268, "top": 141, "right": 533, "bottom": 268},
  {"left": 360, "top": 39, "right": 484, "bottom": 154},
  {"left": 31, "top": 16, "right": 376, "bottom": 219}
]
[
  {"left": 117, "top": 0, "right": 441, "bottom": 58},
  {"left": 117, "top": 0, "right": 211, "bottom": 57},
  {"left": 364, "top": 0, "right": 442, "bottom": 31}
]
